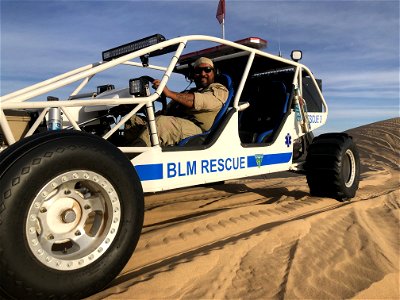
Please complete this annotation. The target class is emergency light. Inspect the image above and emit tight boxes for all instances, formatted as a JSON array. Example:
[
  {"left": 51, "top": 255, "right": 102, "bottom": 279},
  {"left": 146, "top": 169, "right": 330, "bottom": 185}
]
[{"left": 178, "top": 37, "right": 267, "bottom": 65}]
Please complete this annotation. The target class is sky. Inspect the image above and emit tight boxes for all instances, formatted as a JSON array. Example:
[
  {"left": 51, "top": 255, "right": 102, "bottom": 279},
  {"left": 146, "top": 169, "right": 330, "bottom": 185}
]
[{"left": 1, "top": 0, "right": 399, "bottom": 133}]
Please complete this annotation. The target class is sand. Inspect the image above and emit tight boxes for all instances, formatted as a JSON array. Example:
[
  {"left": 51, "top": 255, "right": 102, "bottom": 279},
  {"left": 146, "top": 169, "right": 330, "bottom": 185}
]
[{"left": 90, "top": 118, "right": 399, "bottom": 299}]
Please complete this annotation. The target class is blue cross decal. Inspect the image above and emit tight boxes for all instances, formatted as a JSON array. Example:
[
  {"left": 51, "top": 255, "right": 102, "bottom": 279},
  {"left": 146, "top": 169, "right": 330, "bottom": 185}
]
[{"left": 285, "top": 133, "right": 292, "bottom": 147}]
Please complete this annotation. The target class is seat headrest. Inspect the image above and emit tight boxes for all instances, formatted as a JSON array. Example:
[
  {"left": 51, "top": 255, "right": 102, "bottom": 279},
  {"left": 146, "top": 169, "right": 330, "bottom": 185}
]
[{"left": 216, "top": 73, "right": 233, "bottom": 90}]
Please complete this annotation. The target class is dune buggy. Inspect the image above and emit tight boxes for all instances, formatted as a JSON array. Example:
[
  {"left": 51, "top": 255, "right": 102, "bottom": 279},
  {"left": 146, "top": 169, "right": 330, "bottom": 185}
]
[{"left": 0, "top": 34, "right": 360, "bottom": 299}]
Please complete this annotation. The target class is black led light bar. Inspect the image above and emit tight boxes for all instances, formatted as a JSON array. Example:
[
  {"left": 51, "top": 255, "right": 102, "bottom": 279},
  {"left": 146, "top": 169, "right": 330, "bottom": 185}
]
[{"left": 102, "top": 34, "right": 166, "bottom": 61}]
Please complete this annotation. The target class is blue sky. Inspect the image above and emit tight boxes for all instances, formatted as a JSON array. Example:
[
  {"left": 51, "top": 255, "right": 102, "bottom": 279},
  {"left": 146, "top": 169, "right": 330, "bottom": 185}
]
[{"left": 1, "top": 0, "right": 399, "bottom": 133}]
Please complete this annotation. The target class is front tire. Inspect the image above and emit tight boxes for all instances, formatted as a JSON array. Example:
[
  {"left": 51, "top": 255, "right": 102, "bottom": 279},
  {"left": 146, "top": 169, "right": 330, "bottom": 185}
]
[
  {"left": 0, "top": 131, "right": 144, "bottom": 299},
  {"left": 305, "top": 133, "right": 360, "bottom": 201}
]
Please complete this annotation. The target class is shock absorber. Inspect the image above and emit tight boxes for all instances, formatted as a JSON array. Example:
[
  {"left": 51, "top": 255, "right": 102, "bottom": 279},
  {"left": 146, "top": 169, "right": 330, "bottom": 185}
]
[
  {"left": 47, "top": 96, "right": 62, "bottom": 131},
  {"left": 294, "top": 87, "right": 310, "bottom": 133}
]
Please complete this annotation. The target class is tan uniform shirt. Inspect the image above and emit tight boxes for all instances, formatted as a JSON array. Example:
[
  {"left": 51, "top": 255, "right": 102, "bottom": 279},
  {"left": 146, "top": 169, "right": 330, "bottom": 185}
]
[
  {"left": 132, "top": 82, "right": 229, "bottom": 146},
  {"left": 184, "top": 83, "right": 229, "bottom": 131}
]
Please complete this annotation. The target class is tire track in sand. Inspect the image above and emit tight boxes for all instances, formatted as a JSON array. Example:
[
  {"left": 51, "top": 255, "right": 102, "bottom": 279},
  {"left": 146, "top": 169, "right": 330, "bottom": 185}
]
[{"left": 90, "top": 195, "right": 351, "bottom": 299}]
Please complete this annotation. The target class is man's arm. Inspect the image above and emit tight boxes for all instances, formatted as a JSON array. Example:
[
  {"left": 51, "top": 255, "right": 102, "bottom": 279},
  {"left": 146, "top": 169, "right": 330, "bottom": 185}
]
[
  {"left": 152, "top": 79, "right": 194, "bottom": 108},
  {"left": 164, "top": 89, "right": 195, "bottom": 108}
]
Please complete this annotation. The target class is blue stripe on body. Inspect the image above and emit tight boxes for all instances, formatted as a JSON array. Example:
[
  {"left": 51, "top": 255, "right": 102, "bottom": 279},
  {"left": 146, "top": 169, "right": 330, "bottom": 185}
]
[
  {"left": 134, "top": 152, "right": 292, "bottom": 181},
  {"left": 135, "top": 163, "right": 163, "bottom": 181},
  {"left": 247, "top": 152, "right": 292, "bottom": 168}
]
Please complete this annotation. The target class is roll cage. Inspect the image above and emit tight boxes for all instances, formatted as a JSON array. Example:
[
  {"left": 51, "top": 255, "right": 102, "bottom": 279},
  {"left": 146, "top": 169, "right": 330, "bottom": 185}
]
[{"left": 0, "top": 35, "right": 328, "bottom": 153}]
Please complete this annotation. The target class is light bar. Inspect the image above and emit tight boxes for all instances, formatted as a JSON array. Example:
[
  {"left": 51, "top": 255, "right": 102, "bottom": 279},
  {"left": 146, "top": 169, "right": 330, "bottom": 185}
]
[
  {"left": 102, "top": 34, "right": 166, "bottom": 61},
  {"left": 236, "top": 37, "right": 267, "bottom": 49}
]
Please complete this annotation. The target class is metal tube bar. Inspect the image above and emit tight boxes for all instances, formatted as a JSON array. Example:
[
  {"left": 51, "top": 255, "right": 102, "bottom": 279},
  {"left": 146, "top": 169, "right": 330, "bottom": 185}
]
[
  {"left": 60, "top": 107, "right": 81, "bottom": 130},
  {"left": 232, "top": 52, "right": 255, "bottom": 108},
  {"left": 146, "top": 102, "right": 159, "bottom": 146},
  {"left": 146, "top": 41, "right": 187, "bottom": 147},
  {"left": 293, "top": 66, "right": 300, "bottom": 89},
  {"left": 69, "top": 75, "right": 95, "bottom": 98},
  {"left": 0, "top": 109, "right": 16, "bottom": 144},
  {"left": 1, "top": 63, "right": 99, "bottom": 102},
  {"left": 1, "top": 95, "right": 157, "bottom": 110},
  {"left": 122, "top": 61, "right": 168, "bottom": 72},
  {"left": 68, "top": 93, "right": 96, "bottom": 100},
  {"left": 118, "top": 146, "right": 154, "bottom": 153},
  {"left": 25, "top": 107, "right": 49, "bottom": 137},
  {"left": 299, "top": 68, "right": 303, "bottom": 95},
  {"left": 102, "top": 103, "right": 145, "bottom": 140},
  {"left": 154, "top": 42, "right": 187, "bottom": 97}
]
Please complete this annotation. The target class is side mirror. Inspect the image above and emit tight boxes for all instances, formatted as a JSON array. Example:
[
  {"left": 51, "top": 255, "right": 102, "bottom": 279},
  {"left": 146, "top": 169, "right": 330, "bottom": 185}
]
[{"left": 291, "top": 50, "right": 302, "bottom": 62}]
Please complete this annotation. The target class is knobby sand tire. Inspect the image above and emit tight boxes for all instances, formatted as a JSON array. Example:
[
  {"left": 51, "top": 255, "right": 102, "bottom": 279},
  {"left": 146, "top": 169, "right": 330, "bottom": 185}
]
[
  {"left": 0, "top": 131, "right": 144, "bottom": 299},
  {"left": 305, "top": 133, "right": 360, "bottom": 201}
]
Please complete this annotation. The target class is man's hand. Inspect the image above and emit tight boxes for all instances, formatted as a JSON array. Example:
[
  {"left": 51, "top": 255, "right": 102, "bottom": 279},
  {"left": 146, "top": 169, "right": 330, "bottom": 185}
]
[
  {"left": 152, "top": 79, "right": 171, "bottom": 97},
  {"left": 152, "top": 79, "right": 194, "bottom": 108}
]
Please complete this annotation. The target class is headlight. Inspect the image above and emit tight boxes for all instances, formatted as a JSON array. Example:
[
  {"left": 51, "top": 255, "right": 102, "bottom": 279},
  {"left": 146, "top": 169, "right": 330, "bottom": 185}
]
[{"left": 129, "top": 78, "right": 150, "bottom": 97}]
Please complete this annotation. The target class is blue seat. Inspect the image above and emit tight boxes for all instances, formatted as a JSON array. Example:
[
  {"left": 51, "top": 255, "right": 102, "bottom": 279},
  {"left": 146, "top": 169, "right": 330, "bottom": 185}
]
[
  {"left": 239, "top": 81, "right": 290, "bottom": 144},
  {"left": 178, "top": 74, "right": 234, "bottom": 146},
  {"left": 256, "top": 82, "right": 290, "bottom": 143}
]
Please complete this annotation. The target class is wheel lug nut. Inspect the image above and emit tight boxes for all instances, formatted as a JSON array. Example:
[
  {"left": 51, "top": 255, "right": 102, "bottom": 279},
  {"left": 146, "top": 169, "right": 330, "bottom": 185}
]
[
  {"left": 61, "top": 209, "right": 76, "bottom": 223},
  {"left": 75, "top": 230, "right": 81, "bottom": 236},
  {"left": 47, "top": 234, "right": 54, "bottom": 240}
]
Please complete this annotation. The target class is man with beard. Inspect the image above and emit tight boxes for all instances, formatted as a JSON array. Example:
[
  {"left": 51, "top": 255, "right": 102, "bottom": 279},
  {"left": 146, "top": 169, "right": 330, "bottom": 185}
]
[{"left": 128, "top": 57, "right": 229, "bottom": 146}]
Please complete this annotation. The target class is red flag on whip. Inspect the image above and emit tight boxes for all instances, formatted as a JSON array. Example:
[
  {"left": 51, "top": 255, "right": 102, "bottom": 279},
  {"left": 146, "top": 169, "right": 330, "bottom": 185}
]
[
  {"left": 216, "top": 0, "right": 225, "bottom": 24},
  {"left": 216, "top": 0, "right": 226, "bottom": 39}
]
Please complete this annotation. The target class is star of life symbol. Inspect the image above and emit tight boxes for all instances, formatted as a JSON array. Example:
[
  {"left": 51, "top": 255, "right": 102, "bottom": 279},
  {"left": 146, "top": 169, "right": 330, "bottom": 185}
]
[
  {"left": 255, "top": 154, "right": 263, "bottom": 168},
  {"left": 285, "top": 133, "right": 292, "bottom": 147}
]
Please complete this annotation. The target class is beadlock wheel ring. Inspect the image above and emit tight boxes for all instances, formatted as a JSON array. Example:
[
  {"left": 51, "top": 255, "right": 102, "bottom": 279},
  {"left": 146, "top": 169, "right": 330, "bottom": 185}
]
[
  {"left": 25, "top": 170, "right": 121, "bottom": 271},
  {"left": 344, "top": 149, "right": 356, "bottom": 188}
]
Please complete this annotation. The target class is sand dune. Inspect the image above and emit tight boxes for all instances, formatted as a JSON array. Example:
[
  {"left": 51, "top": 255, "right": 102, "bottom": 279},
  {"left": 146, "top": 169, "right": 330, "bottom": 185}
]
[{"left": 90, "top": 118, "right": 399, "bottom": 299}]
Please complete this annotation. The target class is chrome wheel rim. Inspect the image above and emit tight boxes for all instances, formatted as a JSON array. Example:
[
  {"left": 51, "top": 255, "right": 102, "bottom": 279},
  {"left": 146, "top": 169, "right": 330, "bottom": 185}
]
[{"left": 26, "top": 170, "right": 121, "bottom": 271}]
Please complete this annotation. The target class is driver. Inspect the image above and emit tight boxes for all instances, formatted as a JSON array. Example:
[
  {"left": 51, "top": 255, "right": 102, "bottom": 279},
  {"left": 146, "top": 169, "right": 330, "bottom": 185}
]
[{"left": 127, "top": 57, "right": 228, "bottom": 146}]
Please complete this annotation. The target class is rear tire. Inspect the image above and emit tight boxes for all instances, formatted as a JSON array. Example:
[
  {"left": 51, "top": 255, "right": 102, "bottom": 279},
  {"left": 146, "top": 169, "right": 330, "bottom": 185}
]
[
  {"left": 0, "top": 131, "right": 144, "bottom": 299},
  {"left": 305, "top": 133, "right": 360, "bottom": 201}
]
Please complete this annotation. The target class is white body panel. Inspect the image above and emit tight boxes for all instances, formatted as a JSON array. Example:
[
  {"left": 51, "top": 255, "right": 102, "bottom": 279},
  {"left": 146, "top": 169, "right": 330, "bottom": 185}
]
[{"left": 133, "top": 111, "right": 299, "bottom": 192}]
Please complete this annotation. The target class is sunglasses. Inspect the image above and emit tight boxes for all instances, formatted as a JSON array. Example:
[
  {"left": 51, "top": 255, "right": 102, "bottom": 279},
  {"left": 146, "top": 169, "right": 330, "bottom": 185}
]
[{"left": 194, "top": 67, "right": 214, "bottom": 75}]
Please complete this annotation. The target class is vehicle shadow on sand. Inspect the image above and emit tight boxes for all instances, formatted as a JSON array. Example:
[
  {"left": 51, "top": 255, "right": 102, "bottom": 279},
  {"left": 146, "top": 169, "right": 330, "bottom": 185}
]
[
  {"left": 212, "top": 182, "right": 310, "bottom": 204},
  {"left": 143, "top": 181, "right": 310, "bottom": 232}
]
